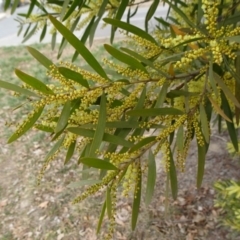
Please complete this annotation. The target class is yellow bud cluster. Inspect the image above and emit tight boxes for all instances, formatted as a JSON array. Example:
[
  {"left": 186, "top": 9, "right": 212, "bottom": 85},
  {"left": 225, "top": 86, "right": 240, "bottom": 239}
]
[
  {"left": 175, "top": 48, "right": 208, "bottom": 68},
  {"left": 202, "top": 0, "right": 218, "bottom": 36},
  {"left": 63, "top": 132, "right": 77, "bottom": 148},
  {"left": 122, "top": 163, "right": 138, "bottom": 196},
  {"left": 161, "top": 141, "right": 171, "bottom": 172},
  {"left": 156, "top": 114, "right": 187, "bottom": 142},
  {"left": 72, "top": 170, "right": 119, "bottom": 204},
  {"left": 103, "top": 58, "right": 149, "bottom": 80},
  {"left": 13, "top": 107, "right": 42, "bottom": 138},
  {"left": 160, "top": 34, "right": 202, "bottom": 49},
  {"left": 134, "top": 162, "right": 142, "bottom": 198},
  {"left": 105, "top": 181, "right": 118, "bottom": 240},
  {"left": 127, "top": 35, "right": 162, "bottom": 59},
  {"left": 37, "top": 148, "right": 61, "bottom": 185},
  {"left": 107, "top": 83, "right": 145, "bottom": 121},
  {"left": 61, "top": 61, "right": 108, "bottom": 85},
  {"left": 47, "top": 65, "right": 74, "bottom": 89},
  {"left": 192, "top": 113, "right": 204, "bottom": 146}
]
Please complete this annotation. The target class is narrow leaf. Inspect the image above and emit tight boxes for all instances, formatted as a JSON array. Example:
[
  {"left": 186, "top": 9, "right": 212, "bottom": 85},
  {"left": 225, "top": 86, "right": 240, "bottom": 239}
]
[
  {"left": 64, "top": 141, "right": 76, "bottom": 164},
  {"left": 221, "top": 92, "right": 239, "bottom": 152},
  {"left": 127, "top": 108, "right": 184, "bottom": 117},
  {"left": 27, "top": 47, "right": 53, "bottom": 70},
  {"left": 197, "top": 141, "right": 206, "bottom": 188},
  {"left": 49, "top": 15, "right": 108, "bottom": 79},
  {"left": 145, "top": 0, "right": 160, "bottom": 32},
  {"left": 214, "top": 72, "right": 240, "bottom": 108},
  {"left": 40, "top": 23, "right": 47, "bottom": 42},
  {"left": 79, "top": 157, "right": 118, "bottom": 170},
  {"left": 111, "top": 0, "right": 129, "bottom": 42},
  {"left": 89, "top": 93, "right": 106, "bottom": 157},
  {"left": 154, "top": 82, "right": 169, "bottom": 107},
  {"left": 145, "top": 150, "right": 156, "bottom": 205},
  {"left": 169, "top": 148, "right": 178, "bottom": 200},
  {"left": 67, "top": 127, "right": 134, "bottom": 147},
  {"left": 132, "top": 167, "right": 141, "bottom": 230},
  {"left": 55, "top": 101, "right": 71, "bottom": 133},
  {"left": 58, "top": 67, "right": 89, "bottom": 88},
  {"left": 103, "top": 18, "right": 157, "bottom": 44},
  {"left": 208, "top": 96, "right": 232, "bottom": 122},
  {"left": 104, "top": 44, "right": 148, "bottom": 74},
  {"left": 8, "top": 107, "right": 44, "bottom": 143},
  {"left": 200, "top": 104, "right": 210, "bottom": 143},
  {"left": 129, "top": 136, "right": 156, "bottom": 153},
  {"left": 0, "top": 80, "right": 38, "bottom": 97},
  {"left": 15, "top": 69, "right": 54, "bottom": 95},
  {"left": 97, "top": 201, "right": 106, "bottom": 234}
]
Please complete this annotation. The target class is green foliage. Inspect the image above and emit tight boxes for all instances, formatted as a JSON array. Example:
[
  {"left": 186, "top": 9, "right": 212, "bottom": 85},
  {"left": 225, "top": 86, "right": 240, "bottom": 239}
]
[
  {"left": 2, "top": 0, "right": 240, "bottom": 238},
  {"left": 214, "top": 180, "right": 240, "bottom": 232}
]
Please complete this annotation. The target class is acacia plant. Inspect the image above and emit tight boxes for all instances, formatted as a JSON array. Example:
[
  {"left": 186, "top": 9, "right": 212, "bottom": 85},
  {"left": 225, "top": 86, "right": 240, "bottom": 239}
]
[{"left": 1, "top": 0, "right": 240, "bottom": 238}]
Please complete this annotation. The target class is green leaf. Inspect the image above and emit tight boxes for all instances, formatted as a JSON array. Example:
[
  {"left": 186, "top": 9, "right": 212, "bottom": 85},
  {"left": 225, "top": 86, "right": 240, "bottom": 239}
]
[
  {"left": 209, "top": 61, "right": 219, "bottom": 97},
  {"left": 166, "top": 90, "right": 199, "bottom": 98},
  {"left": 129, "top": 136, "right": 156, "bottom": 153},
  {"left": 27, "top": 0, "right": 36, "bottom": 17},
  {"left": 97, "top": 201, "right": 106, "bottom": 234},
  {"left": 176, "top": 125, "right": 184, "bottom": 151},
  {"left": 60, "top": 0, "right": 71, "bottom": 20},
  {"left": 154, "top": 82, "right": 169, "bottom": 108},
  {"left": 15, "top": 69, "right": 54, "bottom": 95},
  {"left": 106, "top": 187, "right": 112, "bottom": 219},
  {"left": 67, "top": 179, "right": 101, "bottom": 189},
  {"left": 104, "top": 44, "right": 148, "bottom": 74},
  {"left": 35, "top": 124, "right": 54, "bottom": 132},
  {"left": 132, "top": 167, "right": 141, "bottom": 230},
  {"left": 51, "top": 32, "right": 57, "bottom": 50},
  {"left": 169, "top": 148, "right": 178, "bottom": 200},
  {"left": 58, "top": 67, "right": 89, "bottom": 88},
  {"left": 22, "top": 23, "right": 38, "bottom": 43},
  {"left": 8, "top": 107, "right": 44, "bottom": 143},
  {"left": 0, "top": 80, "right": 38, "bottom": 97},
  {"left": 89, "top": 93, "right": 106, "bottom": 157},
  {"left": 88, "top": 0, "right": 108, "bottom": 45},
  {"left": 27, "top": 47, "right": 53, "bottom": 70},
  {"left": 40, "top": 23, "right": 47, "bottom": 42},
  {"left": 213, "top": 72, "right": 240, "bottom": 108},
  {"left": 127, "top": 108, "right": 184, "bottom": 117},
  {"left": 103, "top": 18, "right": 157, "bottom": 44},
  {"left": 221, "top": 92, "right": 239, "bottom": 152},
  {"left": 4, "top": 0, "right": 11, "bottom": 10},
  {"left": 63, "top": 0, "right": 83, "bottom": 21},
  {"left": 55, "top": 101, "right": 71, "bottom": 133},
  {"left": 145, "top": 0, "right": 160, "bottom": 32},
  {"left": 79, "top": 157, "right": 118, "bottom": 170},
  {"left": 200, "top": 104, "right": 210, "bottom": 143},
  {"left": 64, "top": 140, "right": 76, "bottom": 164},
  {"left": 110, "top": 0, "right": 129, "bottom": 42},
  {"left": 49, "top": 15, "right": 108, "bottom": 79},
  {"left": 120, "top": 47, "right": 167, "bottom": 76},
  {"left": 73, "top": 16, "right": 96, "bottom": 61},
  {"left": 145, "top": 150, "right": 156, "bottom": 205},
  {"left": 68, "top": 127, "right": 134, "bottom": 147},
  {"left": 11, "top": 0, "right": 20, "bottom": 14},
  {"left": 197, "top": 141, "right": 206, "bottom": 189},
  {"left": 105, "top": 121, "right": 140, "bottom": 128},
  {"left": 165, "top": 0, "right": 196, "bottom": 28}
]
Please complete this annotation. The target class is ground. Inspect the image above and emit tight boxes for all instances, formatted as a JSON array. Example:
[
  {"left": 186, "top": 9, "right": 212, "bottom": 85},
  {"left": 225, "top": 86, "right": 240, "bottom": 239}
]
[{"left": 0, "top": 41, "right": 240, "bottom": 240}]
